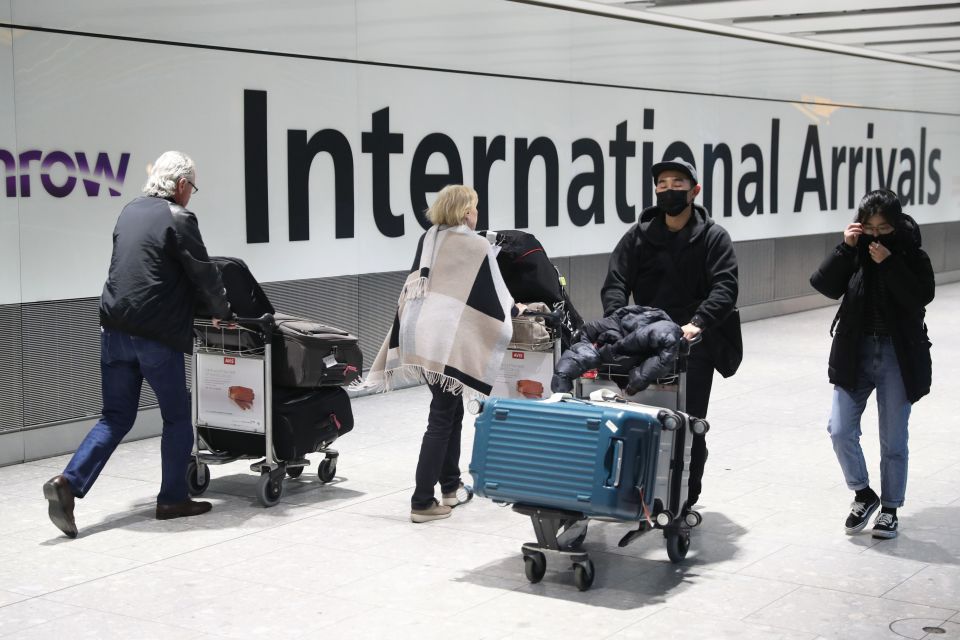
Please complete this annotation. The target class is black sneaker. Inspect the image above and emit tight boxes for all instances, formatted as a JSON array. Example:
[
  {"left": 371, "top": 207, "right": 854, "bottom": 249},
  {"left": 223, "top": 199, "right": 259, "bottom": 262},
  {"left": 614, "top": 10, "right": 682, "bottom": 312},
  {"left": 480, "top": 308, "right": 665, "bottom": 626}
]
[
  {"left": 844, "top": 496, "right": 880, "bottom": 534},
  {"left": 872, "top": 512, "right": 899, "bottom": 539}
]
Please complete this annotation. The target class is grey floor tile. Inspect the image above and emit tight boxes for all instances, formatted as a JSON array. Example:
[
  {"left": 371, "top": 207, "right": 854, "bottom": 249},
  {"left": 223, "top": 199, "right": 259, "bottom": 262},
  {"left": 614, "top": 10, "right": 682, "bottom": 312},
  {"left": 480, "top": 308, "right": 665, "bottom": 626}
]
[
  {"left": 332, "top": 562, "right": 525, "bottom": 617},
  {"left": 882, "top": 564, "right": 960, "bottom": 611},
  {"left": 609, "top": 606, "right": 819, "bottom": 639},
  {"left": 745, "top": 585, "right": 955, "bottom": 639},
  {"left": 4, "top": 607, "right": 200, "bottom": 639},
  {"left": 0, "top": 598, "right": 85, "bottom": 637},
  {"left": 738, "top": 544, "right": 927, "bottom": 596}
]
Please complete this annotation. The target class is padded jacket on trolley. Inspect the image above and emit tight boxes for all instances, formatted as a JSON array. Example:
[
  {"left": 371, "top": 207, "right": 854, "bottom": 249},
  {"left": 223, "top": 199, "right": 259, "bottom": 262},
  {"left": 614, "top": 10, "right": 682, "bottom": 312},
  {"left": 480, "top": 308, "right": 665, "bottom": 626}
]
[
  {"left": 809, "top": 214, "right": 934, "bottom": 403},
  {"left": 601, "top": 204, "right": 739, "bottom": 375},
  {"left": 552, "top": 305, "right": 682, "bottom": 395},
  {"left": 99, "top": 196, "right": 231, "bottom": 353}
]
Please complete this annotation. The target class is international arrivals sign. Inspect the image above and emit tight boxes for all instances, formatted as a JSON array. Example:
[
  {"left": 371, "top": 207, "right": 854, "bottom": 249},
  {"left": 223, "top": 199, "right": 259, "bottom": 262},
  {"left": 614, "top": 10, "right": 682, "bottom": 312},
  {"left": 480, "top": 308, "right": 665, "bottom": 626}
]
[{"left": 2, "top": 42, "right": 956, "bottom": 304}]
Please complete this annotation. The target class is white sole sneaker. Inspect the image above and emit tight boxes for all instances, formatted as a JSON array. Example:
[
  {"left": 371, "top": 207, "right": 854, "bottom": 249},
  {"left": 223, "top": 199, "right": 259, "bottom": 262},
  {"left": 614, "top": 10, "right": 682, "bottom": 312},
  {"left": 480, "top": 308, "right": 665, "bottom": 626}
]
[
  {"left": 410, "top": 505, "right": 452, "bottom": 523},
  {"left": 844, "top": 500, "right": 880, "bottom": 535},
  {"left": 441, "top": 484, "right": 474, "bottom": 507}
]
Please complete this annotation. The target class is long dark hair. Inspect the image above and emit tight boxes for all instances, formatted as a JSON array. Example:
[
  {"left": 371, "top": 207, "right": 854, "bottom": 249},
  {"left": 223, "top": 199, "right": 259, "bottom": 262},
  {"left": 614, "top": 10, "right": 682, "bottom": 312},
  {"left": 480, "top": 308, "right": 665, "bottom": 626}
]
[{"left": 855, "top": 189, "right": 903, "bottom": 226}]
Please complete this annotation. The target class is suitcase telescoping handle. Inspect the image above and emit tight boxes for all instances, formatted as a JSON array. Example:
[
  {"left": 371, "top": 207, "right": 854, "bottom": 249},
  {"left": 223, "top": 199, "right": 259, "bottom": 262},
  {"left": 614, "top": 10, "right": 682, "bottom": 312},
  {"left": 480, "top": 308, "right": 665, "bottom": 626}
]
[{"left": 607, "top": 439, "right": 624, "bottom": 488}]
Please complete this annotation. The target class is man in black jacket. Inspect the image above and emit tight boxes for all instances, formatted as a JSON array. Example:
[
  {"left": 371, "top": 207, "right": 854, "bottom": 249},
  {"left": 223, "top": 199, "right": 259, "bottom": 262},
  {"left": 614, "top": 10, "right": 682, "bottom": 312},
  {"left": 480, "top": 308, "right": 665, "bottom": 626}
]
[
  {"left": 43, "top": 151, "right": 232, "bottom": 538},
  {"left": 602, "top": 158, "right": 740, "bottom": 508}
]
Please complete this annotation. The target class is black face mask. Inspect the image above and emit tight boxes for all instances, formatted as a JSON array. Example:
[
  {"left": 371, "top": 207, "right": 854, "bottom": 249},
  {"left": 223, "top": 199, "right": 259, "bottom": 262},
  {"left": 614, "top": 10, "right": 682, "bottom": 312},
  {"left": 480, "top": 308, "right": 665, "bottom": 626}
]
[
  {"left": 857, "top": 234, "right": 874, "bottom": 263},
  {"left": 876, "top": 231, "right": 898, "bottom": 250},
  {"left": 656, "top": 189, "right": 691, "bottom": 217}
]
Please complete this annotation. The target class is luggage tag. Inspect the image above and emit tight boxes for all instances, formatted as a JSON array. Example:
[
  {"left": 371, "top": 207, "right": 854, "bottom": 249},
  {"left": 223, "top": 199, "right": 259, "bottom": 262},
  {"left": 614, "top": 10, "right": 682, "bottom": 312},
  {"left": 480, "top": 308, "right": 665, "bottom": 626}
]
[{"left": 323, "top": 354, "right": 339, "bottom": 368}]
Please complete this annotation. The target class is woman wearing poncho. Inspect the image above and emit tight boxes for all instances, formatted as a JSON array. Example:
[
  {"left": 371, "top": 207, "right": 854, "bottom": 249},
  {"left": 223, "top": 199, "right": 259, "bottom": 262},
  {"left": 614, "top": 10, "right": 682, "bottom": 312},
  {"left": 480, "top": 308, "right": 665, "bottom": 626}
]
[{"left": 362, "top": 185, "right": 513, "bottom": 522}]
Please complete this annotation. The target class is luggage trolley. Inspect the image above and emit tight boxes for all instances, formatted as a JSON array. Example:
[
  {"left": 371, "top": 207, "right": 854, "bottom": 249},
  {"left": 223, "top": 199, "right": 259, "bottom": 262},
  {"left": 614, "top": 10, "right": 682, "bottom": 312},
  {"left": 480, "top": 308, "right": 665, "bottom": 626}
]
[
  {"left": 574, "top": 337, "right": 710, "bottom": 560},
  {"left": 492, "top": 309, "right": 563, "bottom": 402},
  {"left": 468, "top": 338, "right": 709, "bottom": 591},
  {"left": 189, "top": 315, "right": 339, "bottom": 507}
]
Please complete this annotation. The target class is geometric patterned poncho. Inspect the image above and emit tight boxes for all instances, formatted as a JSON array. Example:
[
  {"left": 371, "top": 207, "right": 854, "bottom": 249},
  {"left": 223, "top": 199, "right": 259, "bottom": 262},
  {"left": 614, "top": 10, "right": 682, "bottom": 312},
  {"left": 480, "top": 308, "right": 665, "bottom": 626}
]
[{"left": 358, "top": 223, "right": 514, "bottom": 397}]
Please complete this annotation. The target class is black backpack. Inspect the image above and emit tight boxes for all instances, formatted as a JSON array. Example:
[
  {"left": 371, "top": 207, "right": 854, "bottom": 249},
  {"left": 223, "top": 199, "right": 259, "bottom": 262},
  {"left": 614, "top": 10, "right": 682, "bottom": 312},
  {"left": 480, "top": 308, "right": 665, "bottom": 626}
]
[{"left": 488, "top": 230, "right": 563, "bottom": 304}]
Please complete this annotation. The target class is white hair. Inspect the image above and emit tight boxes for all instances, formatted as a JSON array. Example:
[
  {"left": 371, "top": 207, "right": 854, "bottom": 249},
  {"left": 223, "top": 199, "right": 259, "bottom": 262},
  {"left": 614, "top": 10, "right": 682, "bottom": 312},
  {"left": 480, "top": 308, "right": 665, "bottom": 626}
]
[{"left": 143, "top": 150, "right": 195, "bottom": 198}]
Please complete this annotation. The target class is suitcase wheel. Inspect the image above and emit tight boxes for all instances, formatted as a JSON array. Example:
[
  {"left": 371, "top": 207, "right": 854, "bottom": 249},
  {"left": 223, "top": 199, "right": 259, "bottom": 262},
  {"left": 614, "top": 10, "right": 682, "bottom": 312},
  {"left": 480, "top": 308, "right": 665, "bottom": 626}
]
[
  {"left": 186, "top": 461, "right": 210, "bottom": 497},
  {"left": 666, "top": 530, "right": 691, "bottom": 563},
  {"left": 286, "top": 466, "right": 304, "bottom": 479},
  {"left": 523, "top": 552, "right": 547, "bottom": 584},
  {"left": 318, "top": 457, "right": 337, "bottom": 483},
  {"left": 257, "top": 472, "right": 283, "bottom": 507},
  {"left": 572, "top": 559, "right": 595, "bottom": 591}
]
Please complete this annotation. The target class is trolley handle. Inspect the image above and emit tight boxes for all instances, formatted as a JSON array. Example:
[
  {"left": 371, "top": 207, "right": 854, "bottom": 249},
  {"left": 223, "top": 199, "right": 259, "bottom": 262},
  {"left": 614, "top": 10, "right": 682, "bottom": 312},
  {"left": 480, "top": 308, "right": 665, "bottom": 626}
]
[
  {"left": 233, "top": 313, "right": 275, "bottom": 331},
  {"left": 519, "top": 309, "right": 562, "bottom": 328}
]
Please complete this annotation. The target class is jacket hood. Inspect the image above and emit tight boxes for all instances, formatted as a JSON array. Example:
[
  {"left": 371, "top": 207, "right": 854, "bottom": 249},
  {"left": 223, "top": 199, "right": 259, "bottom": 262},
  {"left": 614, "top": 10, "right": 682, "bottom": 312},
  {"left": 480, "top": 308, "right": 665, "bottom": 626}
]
[
  {"left": 638, "top": 203, "right": 713, "bottom": 246},
  {"left": 898, "top": 213, "right": 922, "bottom": 249}
]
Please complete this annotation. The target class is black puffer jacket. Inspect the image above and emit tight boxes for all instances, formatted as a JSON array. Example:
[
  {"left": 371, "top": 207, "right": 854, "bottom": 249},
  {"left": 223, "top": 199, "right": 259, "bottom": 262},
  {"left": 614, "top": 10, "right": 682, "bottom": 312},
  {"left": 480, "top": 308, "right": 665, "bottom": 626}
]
[
  {"left": 809, "top": 214, "right": 934, "bottom": 403},
  {"left": 601, "top": 204, "right": 739, "bottom": 375},
  {"left": 552, "top": 306, "right": 682, "bottom": 394},
  {"left": 100, "top": 196, "right": 231, "bottom": 353}
]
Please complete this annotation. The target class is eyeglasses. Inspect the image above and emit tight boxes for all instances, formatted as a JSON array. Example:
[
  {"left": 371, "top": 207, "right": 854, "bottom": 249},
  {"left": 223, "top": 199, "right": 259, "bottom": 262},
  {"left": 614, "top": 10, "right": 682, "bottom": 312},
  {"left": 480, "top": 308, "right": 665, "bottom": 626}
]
[
  {"left": 863, "top": 224, "right": 893, "bottom": 234},
  {"left": 186, "top": 179, "right": 199, "bottom": 195}
]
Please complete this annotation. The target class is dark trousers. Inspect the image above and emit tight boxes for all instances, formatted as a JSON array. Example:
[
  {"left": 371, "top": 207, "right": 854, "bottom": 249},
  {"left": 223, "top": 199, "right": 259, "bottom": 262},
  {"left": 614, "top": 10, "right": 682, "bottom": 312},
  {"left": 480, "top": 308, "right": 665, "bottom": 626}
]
[
  {"left": 411, "top": 383, "right": 464, "bottom": 509},
  {"left": 63, "top": 328, "right": 193, "bottom": 505},
  {"left": 684, "top": 347, "right": 715, "bottom": 506}
]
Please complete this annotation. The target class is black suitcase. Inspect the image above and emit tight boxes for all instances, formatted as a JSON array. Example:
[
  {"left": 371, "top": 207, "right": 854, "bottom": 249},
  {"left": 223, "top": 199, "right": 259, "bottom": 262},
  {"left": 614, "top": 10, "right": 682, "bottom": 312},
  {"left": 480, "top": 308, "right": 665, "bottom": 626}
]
[
  {"left": 272, "top": 315, "right": 363, "bottom": 388},
  {"left": 198, "top": 386, "right": 353, "bottom": 460}
]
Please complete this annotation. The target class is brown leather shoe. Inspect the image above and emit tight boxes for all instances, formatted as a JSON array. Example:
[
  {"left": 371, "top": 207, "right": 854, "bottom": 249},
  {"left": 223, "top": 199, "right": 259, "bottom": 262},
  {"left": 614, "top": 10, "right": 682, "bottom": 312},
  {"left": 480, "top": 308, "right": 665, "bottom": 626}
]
[
  {"left": 155, "top": 499, "right": 212, "bottom": 520},
  {"left": 42, "top": 475, "right": 78, "bottom": 539}
]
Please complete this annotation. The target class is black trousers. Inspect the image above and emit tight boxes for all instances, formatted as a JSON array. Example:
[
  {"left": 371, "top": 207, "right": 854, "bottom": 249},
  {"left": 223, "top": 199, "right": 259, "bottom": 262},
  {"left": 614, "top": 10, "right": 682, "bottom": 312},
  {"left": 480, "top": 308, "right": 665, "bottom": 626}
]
[
  {"left": 684, "top": 348, "right": 715, "bottom": 506},
  {"left": 411, "top": 383, "right": 464, "bottom": 509}
]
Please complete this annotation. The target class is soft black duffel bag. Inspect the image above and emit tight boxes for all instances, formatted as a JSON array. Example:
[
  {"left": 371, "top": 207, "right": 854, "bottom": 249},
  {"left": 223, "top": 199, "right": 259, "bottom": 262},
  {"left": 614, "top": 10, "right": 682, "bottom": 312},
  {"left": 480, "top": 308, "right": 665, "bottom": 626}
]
[
  {"left": 198, "top": 386, "right": 354, "bottom": 460},
  {"left": 197, "top": 256, "right": 276, "bottom": 318}
]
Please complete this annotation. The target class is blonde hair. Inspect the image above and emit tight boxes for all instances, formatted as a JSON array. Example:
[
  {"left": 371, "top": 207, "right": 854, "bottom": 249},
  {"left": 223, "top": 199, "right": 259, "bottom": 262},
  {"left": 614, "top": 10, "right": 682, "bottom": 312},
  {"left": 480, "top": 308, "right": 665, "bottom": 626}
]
[{"left": 427, "top": 185, "right": 478, "bottom": 226}]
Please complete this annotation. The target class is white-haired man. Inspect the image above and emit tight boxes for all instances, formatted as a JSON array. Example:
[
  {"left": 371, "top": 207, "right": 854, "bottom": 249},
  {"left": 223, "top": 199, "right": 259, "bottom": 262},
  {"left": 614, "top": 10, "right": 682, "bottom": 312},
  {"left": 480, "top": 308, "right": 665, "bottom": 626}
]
[{"left": 43, "top": 151, "right": 232, "bottom": 537}]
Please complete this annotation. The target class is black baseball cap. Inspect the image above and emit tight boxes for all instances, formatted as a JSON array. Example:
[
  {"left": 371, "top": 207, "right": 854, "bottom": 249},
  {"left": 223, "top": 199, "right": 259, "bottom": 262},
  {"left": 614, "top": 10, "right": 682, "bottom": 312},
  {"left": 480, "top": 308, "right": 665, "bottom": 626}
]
[{"left": 651, "top": 158, "right": 698, "bottom": 185}]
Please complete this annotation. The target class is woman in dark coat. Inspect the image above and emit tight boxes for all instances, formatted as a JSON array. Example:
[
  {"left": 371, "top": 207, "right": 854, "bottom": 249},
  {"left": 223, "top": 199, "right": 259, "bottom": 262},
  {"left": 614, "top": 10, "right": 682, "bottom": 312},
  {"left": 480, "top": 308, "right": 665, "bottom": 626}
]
[{"left": 810, "top": 189, "right": 934, "bottom": 540}]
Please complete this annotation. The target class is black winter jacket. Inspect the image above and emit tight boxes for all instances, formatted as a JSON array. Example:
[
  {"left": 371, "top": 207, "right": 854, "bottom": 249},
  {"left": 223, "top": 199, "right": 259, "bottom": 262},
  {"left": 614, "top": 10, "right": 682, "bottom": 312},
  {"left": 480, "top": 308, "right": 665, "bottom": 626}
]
[
  {"left": 99, "top": 196, "right": 231, "bottom": 353},
  {"left": 809, "top": 214, "right": 934, "bottom": 403},
  {"left": 601, "top": 204, "right": 739, "bottom": 374},
  {"left": 552, "top": 306, "right": 682, "bottom": 395}
]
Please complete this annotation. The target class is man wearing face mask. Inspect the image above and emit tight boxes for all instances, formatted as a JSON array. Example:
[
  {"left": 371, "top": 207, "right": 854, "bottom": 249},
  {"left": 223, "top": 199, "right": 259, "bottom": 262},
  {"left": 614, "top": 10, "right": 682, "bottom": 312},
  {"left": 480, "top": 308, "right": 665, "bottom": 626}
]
[{"left": 602, "top": 158, "right": 740, "bottom": 509}]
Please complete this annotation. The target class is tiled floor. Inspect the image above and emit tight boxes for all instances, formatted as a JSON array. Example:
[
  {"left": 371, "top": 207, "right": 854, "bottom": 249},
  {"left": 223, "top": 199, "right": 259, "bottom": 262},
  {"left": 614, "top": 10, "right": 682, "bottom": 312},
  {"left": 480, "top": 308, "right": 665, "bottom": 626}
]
[{"left": 2, "top": 283, "right": 959, "bottom": 639}]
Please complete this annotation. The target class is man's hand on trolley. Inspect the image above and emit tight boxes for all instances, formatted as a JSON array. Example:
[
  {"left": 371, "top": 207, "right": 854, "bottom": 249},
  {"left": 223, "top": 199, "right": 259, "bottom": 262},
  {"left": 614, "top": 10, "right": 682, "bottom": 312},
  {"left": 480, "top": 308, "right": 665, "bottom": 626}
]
[
  {"left": 680, "top": 323, "right": 702, "bottom": 341},
  {"left": 211, "top": 317, "right": 237, "bottom": 329}
]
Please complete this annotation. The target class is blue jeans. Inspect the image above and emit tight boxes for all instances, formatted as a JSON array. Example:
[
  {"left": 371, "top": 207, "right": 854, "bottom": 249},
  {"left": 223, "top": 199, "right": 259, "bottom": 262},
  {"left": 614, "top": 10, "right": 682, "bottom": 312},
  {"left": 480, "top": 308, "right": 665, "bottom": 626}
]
[
  {"left": 827, "top": 335, "right": 911, "bottom": 508},
  {"left": 63, "top": 328, "right": 193, "bottom": 505}
]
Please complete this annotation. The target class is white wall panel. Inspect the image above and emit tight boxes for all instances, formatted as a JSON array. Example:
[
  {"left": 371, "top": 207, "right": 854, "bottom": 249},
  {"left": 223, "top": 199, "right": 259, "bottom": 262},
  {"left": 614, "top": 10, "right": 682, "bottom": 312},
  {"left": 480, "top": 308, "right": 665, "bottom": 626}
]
[
  {"left": 355, "top": 0, "right": 574, "bottom": 81},
  {"left": 0, "top": 26, "right": 19, "bottom": 305},
  {"left": 3, "top": 1, "right": 960, "bottom": 304},
  {"left": 10, "top": 0, "right": 357, "bottom": 60}
]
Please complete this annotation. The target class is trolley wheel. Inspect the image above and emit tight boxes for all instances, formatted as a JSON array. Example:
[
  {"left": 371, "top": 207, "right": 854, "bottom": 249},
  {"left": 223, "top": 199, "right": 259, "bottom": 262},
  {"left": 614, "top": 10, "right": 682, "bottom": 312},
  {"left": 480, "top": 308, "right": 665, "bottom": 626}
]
[
  {"left": 523, "top": 552, "right": 547, "bottom": 583},
  {"left": 666, "top": 530, "right": 691, "bottom": 563},
  {"left": 573, "top": 559, "right": 595, "bottom": 591},
  {"left": 186, "top": 461, "right": 211, "bottom": 496},
  {"left": 256, "top": 472, "right": 283, "bottom": 507},
  {"left": 318, "top": 457, "right": 337, "bottom": 483},
  {"left": 286, "top": 466, "right": 303, "bottom": 479}
]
